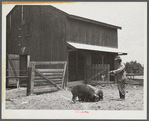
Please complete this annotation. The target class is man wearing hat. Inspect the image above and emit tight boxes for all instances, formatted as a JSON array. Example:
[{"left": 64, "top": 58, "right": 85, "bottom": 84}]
[{"left": 109, "top": 55, "right": 126, "bottom": 100}]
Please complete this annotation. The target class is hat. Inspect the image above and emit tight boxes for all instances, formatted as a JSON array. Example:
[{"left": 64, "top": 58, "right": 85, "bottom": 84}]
[{"left": 115, "top": 55, "right": 121, "bottom": 61}]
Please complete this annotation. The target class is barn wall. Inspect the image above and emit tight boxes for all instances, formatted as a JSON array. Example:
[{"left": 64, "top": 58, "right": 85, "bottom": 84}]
[
  {"left": 7, "top": 5, "right": 119, "bottom": 63},
  {"left": 66, "top": 18, "right": 118, "bottom": 48},
  {"left": 6, "top": 6, "right": 22, "bottom": 55},
  {"left": 6, "top": 5, "right": 68, "bottom": 61}
]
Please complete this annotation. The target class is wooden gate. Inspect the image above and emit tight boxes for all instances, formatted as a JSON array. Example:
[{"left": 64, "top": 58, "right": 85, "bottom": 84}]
[
  {"left": 27, "top": 61, "right": 67, "bottom": 95},
  {"left": 89, "top": 64, "right": 110, "bottom": 85}
]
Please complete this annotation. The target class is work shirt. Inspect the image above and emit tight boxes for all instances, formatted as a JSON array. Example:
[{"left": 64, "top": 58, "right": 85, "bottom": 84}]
[{"left": 114, "top": 62, "right": 126, "bottom": 81}]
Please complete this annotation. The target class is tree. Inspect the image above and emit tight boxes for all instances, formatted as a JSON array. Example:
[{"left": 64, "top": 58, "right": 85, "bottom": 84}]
[{"left": 125, "top": 61, "right": 144, "bottom": 75}]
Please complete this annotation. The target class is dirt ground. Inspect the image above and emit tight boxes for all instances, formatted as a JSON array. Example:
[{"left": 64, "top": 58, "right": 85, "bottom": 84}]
[{"left": 5, "top": 83, "right": 144, "bottom": 110}]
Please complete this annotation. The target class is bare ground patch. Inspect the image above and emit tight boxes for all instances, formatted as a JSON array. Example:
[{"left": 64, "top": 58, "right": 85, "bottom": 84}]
[{"left": 5, "top": 84, "right": 144, "bottom": 110}]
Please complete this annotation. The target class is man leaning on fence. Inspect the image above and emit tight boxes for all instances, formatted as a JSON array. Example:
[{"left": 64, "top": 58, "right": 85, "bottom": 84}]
[{"left": 109, "top": 55, "right": 126, "bottom": 100}]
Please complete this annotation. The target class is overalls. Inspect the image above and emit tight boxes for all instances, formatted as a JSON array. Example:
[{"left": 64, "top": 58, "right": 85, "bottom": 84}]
[{"left": 114, "top": 62, "right": 126, "bottom": 99}]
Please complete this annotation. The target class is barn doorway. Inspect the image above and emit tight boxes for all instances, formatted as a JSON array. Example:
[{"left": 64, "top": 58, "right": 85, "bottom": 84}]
[
  {"left": 69, "top": 51, "right": 85, "bottom": 81},
  {"left": 6, "top": 54, "right": 30, "bottom": 87}
]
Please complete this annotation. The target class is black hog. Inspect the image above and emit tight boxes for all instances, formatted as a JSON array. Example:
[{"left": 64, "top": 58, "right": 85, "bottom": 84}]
[
  {"left": 87, "top": 84, "right": 103, "bottom": 101},
  {"left": 78, "top": 95, "right": 85, "bottom": 101},
  {"left": 96, "top": 90, "right": 103, "bottom": 100},
  {"left": 71, "top": 84, "right": 99, "bottom": 103}
]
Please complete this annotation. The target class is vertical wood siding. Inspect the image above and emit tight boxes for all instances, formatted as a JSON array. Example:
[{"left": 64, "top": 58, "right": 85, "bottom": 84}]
[
  {"left": 7, "top": 6, "right": 22, "bottom": 54},
  {"left": 66, "top": 18, "right": 118, "bottom": 48},
  {"left": 7, "top": 5, "right": 118, "bottom": 63},
  {"left": 7, "top": 5, "right": 67, "bottom": 61}
]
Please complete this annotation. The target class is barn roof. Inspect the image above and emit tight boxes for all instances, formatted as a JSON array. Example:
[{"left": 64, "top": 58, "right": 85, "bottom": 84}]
[
  {"left": 9, "top": 5, "right": 121, "bottom": 30},
  {"left": 67, "top": 42, "right": 127, "bottom": 55},
  {"left": 52, "top": 5, "right": 122, "bottom": 30},
  {"left": 68, "top": 15, "right": 122, "bottom": 29}
]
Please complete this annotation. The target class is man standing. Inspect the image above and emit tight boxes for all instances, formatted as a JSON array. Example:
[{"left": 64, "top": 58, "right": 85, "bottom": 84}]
[{"left": 109, "top": 55, "right": 126, "bottom": 100}]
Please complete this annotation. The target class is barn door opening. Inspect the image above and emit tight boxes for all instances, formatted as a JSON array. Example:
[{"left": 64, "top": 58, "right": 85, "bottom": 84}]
[
  {"left": 6, "top": 54, "right": 20, "bottom": 87},
  {"left": 6, "top": 54, "right": 30, "bottom": 87},
  {"left": 69, "top": 51, "right": 84, "bottom": 81}
]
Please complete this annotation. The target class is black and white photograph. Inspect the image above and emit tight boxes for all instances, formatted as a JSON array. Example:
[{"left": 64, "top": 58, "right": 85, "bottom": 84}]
[{"left": 2, "top": 2, "right": 147, "bottom": 119}]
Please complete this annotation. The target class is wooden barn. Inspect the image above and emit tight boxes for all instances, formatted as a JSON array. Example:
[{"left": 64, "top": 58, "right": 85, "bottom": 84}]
[{"left": 6, "top": 5, "right": 127, "bottom": 87}]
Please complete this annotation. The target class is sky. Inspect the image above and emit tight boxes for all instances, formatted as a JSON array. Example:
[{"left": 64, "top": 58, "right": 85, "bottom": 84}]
[{"left": 2, "top": 2, "right": 147, "bottom": 65}]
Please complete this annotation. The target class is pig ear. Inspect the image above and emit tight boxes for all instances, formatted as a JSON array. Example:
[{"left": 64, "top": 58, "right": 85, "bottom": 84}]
[{"left": 94, "top": 93, "right": 99, "bottom": 97}]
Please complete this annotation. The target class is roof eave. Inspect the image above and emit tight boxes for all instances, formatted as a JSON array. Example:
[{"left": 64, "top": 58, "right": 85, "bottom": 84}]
[
  {"left": 118, "top": 53, "right": 128, "bottom": 55},
  {"left": 68, "top": 15, "right": 122, "bottom": 30},
  {"left": 67, "top": 42, "right": 127, "bottom": 55}
]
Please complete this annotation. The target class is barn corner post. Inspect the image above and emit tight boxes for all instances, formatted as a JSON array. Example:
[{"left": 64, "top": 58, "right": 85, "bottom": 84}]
[{"left": 27, "top": 62, "right": 35, "bottom": 96}]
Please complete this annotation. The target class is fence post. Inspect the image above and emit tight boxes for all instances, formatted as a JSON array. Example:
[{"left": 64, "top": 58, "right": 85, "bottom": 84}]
[
  {"left": 107, "top": 65, "right": 110, "bottom": 86},
  {"left": 6, "top": 54, "right": 9, "bottom": 88},
  {"left": 20, "top": 54, "right": 29, "bottom": 86},
  {"left": 62, "top": 62, "right": 67, "bottom": 89},
  {"left": 65, "top": 52, "right": 70, "bottom": 87},
  {"left": 27, "top": 63, "right": 35, "bottom": 96}
]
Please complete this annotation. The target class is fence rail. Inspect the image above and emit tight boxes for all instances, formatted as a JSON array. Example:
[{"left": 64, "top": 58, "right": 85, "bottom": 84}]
[
  {"left": 6, "top": 76, "right": 28, "bottom": 78},
  {"left": 30, "top": 61, "right": 66, "bottom": 65},
  {"left": 27, "top": 61, "right": 67, "bottom": 96},
  {"left": 89, "top": 64, "right": 110, "bottom": 85}
]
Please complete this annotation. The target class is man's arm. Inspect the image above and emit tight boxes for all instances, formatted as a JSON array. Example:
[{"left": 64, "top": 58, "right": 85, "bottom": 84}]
[{"left": 109, "top": 63, "right": 125, "bottom": 75}]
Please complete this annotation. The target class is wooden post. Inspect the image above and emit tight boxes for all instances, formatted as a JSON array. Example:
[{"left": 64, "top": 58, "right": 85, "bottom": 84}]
[
  {"left": 114, "top": 54, "right": 118, "bottom": 83},
  {"left": 84, "top": 52, "right": 91, "bottom": 84},
  {"left": 20, "top": 54, "right": 30, "bottom": 86},
  {"left": 27, "top": 63, "right": 35, "bottom": 96},
  {"left": 98, "top": 52, "right": 105, "bottom": 65},
  {"left": 62, "top": 62, "right": 67, "bottom": 88},
  {"left": 6, "top": 54, "right": 9, "bottom": 88},
  {"left": 107, "top": 64, "right": 110, "bottom": 86},
  {"left": 65, "top": 51, "right": 70, "bottom": 87},
  {"left": 65, "top": 64, "right": 68, "bottom": 87}
]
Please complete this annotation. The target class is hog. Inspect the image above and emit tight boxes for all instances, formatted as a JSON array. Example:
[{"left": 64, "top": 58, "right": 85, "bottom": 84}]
[
  {"left": 87, "top": 84, "right": 103, "bottom": 101},
  {"left": 96, "top": 90, "right": 103, "bottom": 100},
  {"left": 71, "top": 84, "right": 99, "bottom": 103}
]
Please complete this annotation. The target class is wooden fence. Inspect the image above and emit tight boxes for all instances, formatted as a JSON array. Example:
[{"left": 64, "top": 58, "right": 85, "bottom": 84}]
[
  {"left": 27, "top": 61, "right": 67, "bottom": 96},
  {"left": 89, "top": 64, "right": 110, "bottom": 85}
]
